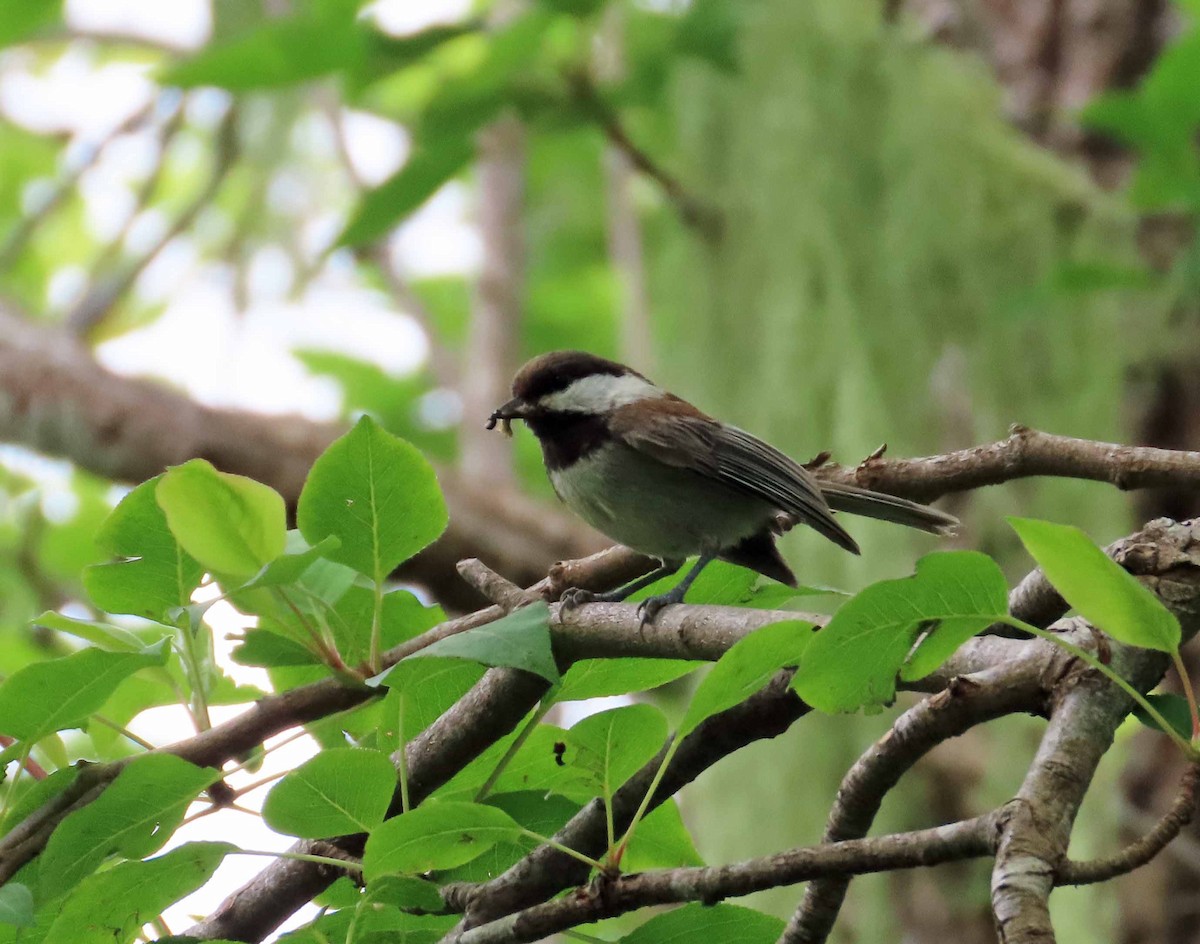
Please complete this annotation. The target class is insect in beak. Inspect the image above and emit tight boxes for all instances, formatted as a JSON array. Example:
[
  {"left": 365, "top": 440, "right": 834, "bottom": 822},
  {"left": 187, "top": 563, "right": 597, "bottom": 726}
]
[{"left": 486, "top": 397, "right": 526, "bottom": 437}]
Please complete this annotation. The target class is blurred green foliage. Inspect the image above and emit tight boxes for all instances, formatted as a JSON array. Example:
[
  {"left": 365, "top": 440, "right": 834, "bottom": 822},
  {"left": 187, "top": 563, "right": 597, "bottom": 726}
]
[{"left": 0, "top": 0, "right": 1197, "bottom": 939}]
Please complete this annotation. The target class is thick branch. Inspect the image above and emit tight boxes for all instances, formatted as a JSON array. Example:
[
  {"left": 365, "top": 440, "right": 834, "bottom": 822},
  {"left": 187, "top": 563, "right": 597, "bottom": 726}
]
[
  {"left": 460, "top": 114, "right": 525, "bottom": 487},
  {"left": 458, "top": 815, "right": 999, "bottom": 944},
  {"left": 991, "top": 600, "right": 1200, "bottom": 943},
  {"left": 444, "top": 519, "right": 1200, "bottom": 937},
  {"left": 0, "top": 304, "right": 601, "bottom": 606}
]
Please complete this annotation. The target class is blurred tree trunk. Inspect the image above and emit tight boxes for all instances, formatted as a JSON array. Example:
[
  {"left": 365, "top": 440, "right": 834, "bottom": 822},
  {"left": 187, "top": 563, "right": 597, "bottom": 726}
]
[{"left": 460, "top": 114, "right": 526, "bottom": 488}]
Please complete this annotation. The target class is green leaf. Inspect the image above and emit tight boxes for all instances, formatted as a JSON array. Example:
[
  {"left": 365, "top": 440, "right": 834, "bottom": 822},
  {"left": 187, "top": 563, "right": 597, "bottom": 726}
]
[
  {"left": 1132, "top": 692, "right": 1193, "bottom": 740},
  {"left": 32, "top": 611, "right": 163, "bottom": 653},
  {"left": 0, "top": 642, "right": 168, "bottom": 742},
  {"left": 556, "top": 658, "right": 701, "bottom": 702},
  {"left": 630, "top": 559, "right": 759, "bottom": 606},
  {"left": 363, "top": 801, "right": 523, "bottom": 879},
  {"left": 43, "top": 842, "right": 232, "bottom": 944},
  {"left": 0, "top": 767, "right": 78, "bottom": 835},
  {"left": 536, "top": 0, "right": 605, "bottom": 15},
  {"left": 157, "top": 460, "right": 287, "bottom": 578},
  {"left": 376, "top": 602, "right": 559, "bottom": 684},
  {"left": 431, "top": 791, "right": 580, "bottom": 884},
  {"left": 0, "top": 0, "right": 61, "bottom": 49},
  {"left": 0, "top": 884, "right": 33, "bottom": 928},
  {"left": 794, "top": 552, "right": 1007, "bottom": 713},
  {"left": 675, "top": 0, "right": 743, "bottom": 72},
  {"left": 83, "top": 477, "right": 203, "bottom": 620},
  {"left": 679, "top": 620, "right": 813, "bottom": 737},
  {"left": 326, "top": 585, "right": 446, "bottom": 668},
  {"left": 338, "top": 136, "right": 475, "bottom": 246},
  {"left": 40, "top": 755, "right": 217, "bottom": 899},
  {"left": 435, "top": 723, "right": 567, "bottom": 800},
  {"left": 620, "top": 902, "right": 784, "bottom": 944},
  {"left": 362, "top": 21, "right": 481, "bottom": 75},
  {"left": 371, "top": 658, "right": 485, "bottom": 743},
  {"left": 416, "top": 11, "right": 552, "bottom": 140},
  {"left": 624, "top": 800, "right": 705, "bottom": 872},
  {"left": 232, "top": 628, "right": 322, "bottom": 668},
  {"left": 263, "top": 747, "right": 397, "bottom": 838},
  {"left": 566, "top": 704, "right": 667, "bottom": 800},
  {"left": 282, "top": 906, "right": 453, "bottom": 943},
  {"left": 1010, "top": 517, "right": 1181, "bottom": 653},
  {"left": 364, "top": 874, "right": 446, "bottom": 912},
  {"left": 297, "top": 415, "right": 448, "bottom": 579},
  {"left": 163, "top": 14, "right": 362, "bottom": 89},
  {"left": 239, "top": 534, "right": 341, "bottom": 591}
]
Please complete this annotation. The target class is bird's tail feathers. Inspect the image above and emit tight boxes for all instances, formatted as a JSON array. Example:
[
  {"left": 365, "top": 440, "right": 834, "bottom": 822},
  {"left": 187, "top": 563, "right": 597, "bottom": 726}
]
[{"left": 818, "top": 483, "right": 958, "bottom": 536}]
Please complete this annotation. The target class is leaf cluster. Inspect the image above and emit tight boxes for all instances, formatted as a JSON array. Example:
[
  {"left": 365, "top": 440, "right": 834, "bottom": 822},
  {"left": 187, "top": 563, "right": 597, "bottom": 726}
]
[{"left": 0, "top": 399, "right": 1190, "bottom": 943}]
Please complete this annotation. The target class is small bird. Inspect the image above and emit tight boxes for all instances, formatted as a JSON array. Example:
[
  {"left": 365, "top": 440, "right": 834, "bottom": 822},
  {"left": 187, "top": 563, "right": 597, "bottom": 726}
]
[{"left": 488, "top": 351, "right": 957, "bottom": 623}]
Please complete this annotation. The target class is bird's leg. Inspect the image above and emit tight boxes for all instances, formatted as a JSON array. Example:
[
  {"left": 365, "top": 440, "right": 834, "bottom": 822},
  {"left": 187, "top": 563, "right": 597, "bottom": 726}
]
[
  {"left": 636, "top": 553, "right": 716, "bottom": 626},
  {"left": 559, "top": 561, "right": 684, "bottom": 611}
]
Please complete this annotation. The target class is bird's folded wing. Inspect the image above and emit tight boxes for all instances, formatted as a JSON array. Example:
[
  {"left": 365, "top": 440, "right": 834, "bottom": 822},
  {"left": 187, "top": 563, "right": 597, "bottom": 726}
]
[{"left": 609, "top": 404, "right": 860, "bottom": 554}]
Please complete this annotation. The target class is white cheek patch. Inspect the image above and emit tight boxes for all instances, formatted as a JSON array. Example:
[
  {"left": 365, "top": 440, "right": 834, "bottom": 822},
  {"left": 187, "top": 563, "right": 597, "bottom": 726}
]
[{"left": 540, "top": 373, "right": 665, "bottom": 412}]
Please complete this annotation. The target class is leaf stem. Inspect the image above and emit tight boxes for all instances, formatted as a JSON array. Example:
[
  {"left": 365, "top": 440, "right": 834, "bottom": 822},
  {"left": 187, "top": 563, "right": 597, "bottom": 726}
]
[
  {"left": 176, "top": 613, "right": 213, "bottom": 732},
  {"left": 369, "top": 577, "right": 384, "bottom": 675},
  {"left": 234, "top": 848, "right": 362, "bottom": 873},
  {"left": 1003, "top": 617, "right": 1199, "bottom": 759},
  {"left": 475, "top": 694, "right": 557, "bottom": 803},
  {"left": 0, "top": 744, "right": 31, "bottom": 821},
  {"left": 276, "top": 587, "right": 348, "bottom": 673},
  {"left": 562, "top": 931, "right": 611, "bottom": 943},
  {"left": 90, "top": 713, "right": 156, "bottom": 751},
  {"left": 396, "top": 697, "right": 410, "bottom": 814},
  {"left": 612, "top": 734, "right": 681, "bottom": 867},
  {"left": 520, "top": 829, "right": 606, "bottom": 872},
  {"left": 1171, "top": 648, "right": 1200, "bottom": 742}
]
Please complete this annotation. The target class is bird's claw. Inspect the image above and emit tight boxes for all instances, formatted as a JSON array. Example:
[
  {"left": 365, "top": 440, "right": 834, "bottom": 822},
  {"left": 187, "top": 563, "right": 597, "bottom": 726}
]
[
  {"left": 560, "top": 587, "right": 601, "bottom": 611},
  {"left": 635, "top": 590, "right": 683, "bottom": 628}
]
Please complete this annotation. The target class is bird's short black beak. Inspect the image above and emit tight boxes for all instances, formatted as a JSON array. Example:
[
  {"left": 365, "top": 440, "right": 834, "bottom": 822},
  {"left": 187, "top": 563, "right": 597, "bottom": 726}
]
[{"left": 486, "top": 397, "right": 527, "bottom": 436}]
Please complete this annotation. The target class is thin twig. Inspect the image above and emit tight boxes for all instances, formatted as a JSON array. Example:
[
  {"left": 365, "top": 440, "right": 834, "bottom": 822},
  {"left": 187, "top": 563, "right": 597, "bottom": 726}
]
[
  {"left": 779, "top": 675, "right": 1043, "bottom": 944},
  {"left": 65, "top": 105, "right": 240, "bottom": 338},
  {"left": 1057, "top": 762, "right": 1200, "bottom": 885},
  {"left": 457, "top": 815, "right": 999, "bottom": 944},
  {"left": 0, "top": 98, "right": 163, "bottom": 275},
  {"left": 457, "top": 558, "right": 538, "bottom": 611},
  {"left": 568, "top": 72, "right": 722, "bottom": 238}
]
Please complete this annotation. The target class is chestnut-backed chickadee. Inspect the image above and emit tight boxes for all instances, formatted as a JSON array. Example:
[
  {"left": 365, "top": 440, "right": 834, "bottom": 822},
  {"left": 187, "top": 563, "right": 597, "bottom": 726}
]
[{"left": 488, "top": 351, "right": 957, "bottom": 623}]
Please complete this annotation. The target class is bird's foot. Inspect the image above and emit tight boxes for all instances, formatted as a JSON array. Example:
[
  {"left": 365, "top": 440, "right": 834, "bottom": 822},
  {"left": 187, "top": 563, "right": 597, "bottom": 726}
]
[
  {"left": 560, "top": 586, "right": 630, "bottom": 611},
  {"left": 635, "top": 584, "right": 689, "bottom": 628}
]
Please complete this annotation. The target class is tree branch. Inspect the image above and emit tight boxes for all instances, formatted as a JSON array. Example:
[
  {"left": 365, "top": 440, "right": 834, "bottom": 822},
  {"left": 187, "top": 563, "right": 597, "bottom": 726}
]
[
  {"left": 990, "top": 610, "right": 1200, "bottom": 943},
  {"left": 460, "top": 113, "right": 525, "bottom": 488},
  {"left": 457, "top": 815, "right": 1000, "bottom": 944},
  {"left": 568, "top": 73, "right": 722, "bottom": 238},
  {"left": 1057, "top": 761, "right": 1200, "bottom": 885},
  {"left": 0, "top": 303, "right": 602, "bottom": 607},
  {"left": 815, "top": 424, "right": 1200, "bottom": 505},
  {"left": 442, "top": 518, "right": 1200, "bottom": 938},
  {"left": 65, "top": 105, "right": 239, "bottom": 338},
  {"left": 779, "top": 673, "right": 1049, "bottom": 944}
]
